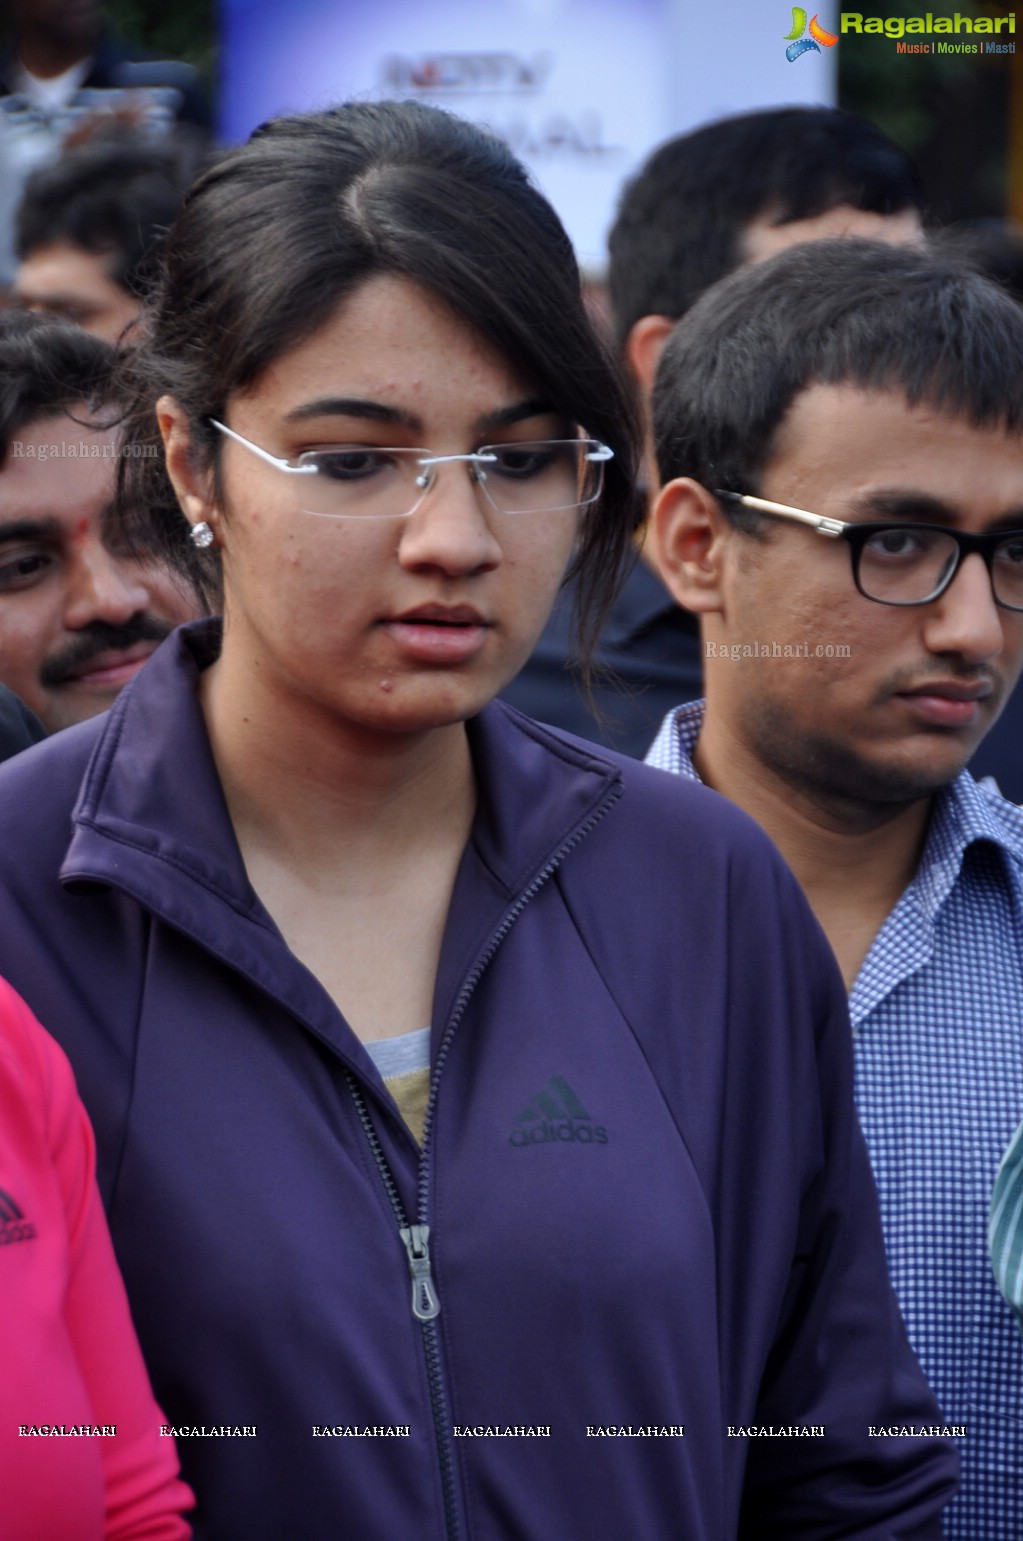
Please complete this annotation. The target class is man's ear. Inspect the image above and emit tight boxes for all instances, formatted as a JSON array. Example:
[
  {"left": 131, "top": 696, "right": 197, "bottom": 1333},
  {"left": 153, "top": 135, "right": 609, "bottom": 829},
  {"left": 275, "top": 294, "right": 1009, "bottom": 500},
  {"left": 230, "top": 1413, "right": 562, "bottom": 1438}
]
[
  {"left": 157, "top": 395, "right": 218, "bottom": 539},
  {"left": 623, "top": 314, "right": 675, "bottom": 398},
  {"left": 651, "top": 478, "right": 728, "bottom": 614}
]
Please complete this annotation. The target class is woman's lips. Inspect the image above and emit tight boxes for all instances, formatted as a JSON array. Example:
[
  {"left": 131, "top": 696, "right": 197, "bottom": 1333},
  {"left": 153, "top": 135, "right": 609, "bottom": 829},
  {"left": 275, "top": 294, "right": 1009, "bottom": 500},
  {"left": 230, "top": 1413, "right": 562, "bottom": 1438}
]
[{"left": 380, "top": 612, "right": 491, "bottom": 664}]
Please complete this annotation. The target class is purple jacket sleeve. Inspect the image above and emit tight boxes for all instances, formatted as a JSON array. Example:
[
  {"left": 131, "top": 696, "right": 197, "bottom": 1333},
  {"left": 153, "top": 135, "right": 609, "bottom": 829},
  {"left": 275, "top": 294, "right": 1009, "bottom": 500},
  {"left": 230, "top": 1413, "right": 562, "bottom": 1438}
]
[
  {"left": 733, "top": 936, "right": 958, "bottom": 1538},
  {"left": 563, "top": 767, "right": 959, "bottom": 1537}
]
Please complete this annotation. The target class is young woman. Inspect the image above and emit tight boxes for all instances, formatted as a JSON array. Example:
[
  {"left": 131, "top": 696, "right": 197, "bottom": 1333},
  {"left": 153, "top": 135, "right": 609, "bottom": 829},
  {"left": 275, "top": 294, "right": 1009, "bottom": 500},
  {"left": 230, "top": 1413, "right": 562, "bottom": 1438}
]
[
  {"left": 0, "top": 102, "right": 955, "bottom": 1539},
  {"left": 0, "top": 976, "right": 193, "bottom": 1537}
]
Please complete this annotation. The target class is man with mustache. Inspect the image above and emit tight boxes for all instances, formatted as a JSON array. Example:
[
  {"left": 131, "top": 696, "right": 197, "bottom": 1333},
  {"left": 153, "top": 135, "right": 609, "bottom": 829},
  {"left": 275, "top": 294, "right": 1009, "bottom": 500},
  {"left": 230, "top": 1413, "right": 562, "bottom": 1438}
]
[
  {"left": 645, "top": 239, "right": 1023, "bottom": 1540},
  {"left": 0, "top": 312, "right": 197, "bottom": 733}
]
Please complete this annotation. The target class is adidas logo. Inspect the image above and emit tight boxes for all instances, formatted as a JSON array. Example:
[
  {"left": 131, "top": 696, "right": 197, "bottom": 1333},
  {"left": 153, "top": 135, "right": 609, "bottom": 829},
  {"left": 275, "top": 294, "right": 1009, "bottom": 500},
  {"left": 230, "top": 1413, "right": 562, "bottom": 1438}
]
[
  {"left": 509, "top": 1075, "right": 608, "bottom": 1147},
  {"left": 0, "top": 1186, "right": 36, "bottom": 1246}
]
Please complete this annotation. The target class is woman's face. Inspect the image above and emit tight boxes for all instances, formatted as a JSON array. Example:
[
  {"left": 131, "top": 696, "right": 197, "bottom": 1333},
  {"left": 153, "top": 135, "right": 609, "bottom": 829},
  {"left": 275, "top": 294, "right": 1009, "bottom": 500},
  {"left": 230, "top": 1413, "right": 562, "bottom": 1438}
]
[{"left": 180, "top": 275, "right": 583, "bottom": 740}]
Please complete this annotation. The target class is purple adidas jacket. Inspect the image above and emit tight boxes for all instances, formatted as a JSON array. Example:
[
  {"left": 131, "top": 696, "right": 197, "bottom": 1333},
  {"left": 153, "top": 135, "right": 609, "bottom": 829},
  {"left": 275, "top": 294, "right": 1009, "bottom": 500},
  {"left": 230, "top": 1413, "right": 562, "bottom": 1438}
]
[{"left": 0, "top": 623, "right": 956, "bottom": 1539}]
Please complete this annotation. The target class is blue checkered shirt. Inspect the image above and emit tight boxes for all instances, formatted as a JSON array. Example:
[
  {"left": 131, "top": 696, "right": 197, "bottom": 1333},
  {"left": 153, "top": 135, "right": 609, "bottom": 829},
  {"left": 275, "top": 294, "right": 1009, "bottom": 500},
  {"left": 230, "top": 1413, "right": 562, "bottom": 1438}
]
[{"left": 648, "top": 699, "right": 1023, "bottom": 1539}]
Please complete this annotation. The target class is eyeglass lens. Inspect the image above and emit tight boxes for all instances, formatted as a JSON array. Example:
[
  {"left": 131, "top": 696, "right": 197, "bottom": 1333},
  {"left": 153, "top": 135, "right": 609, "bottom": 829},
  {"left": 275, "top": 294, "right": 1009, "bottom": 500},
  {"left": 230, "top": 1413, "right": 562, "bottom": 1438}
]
[
  {"left": 856, "top": 527, "right": 1023, "bottom": 609},
  {"left": 293, "top": 441, "right": 603, "bottom": 518}
]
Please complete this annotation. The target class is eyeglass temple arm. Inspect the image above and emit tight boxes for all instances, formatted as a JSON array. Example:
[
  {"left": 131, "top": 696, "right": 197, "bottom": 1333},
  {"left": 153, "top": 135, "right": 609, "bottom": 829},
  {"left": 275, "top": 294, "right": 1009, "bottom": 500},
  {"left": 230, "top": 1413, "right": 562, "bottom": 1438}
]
[
  {"left": 418, "top": 443, "right": 613, "bottom": 469},
  {"left": 415, "top": 452, "right": 499, "bottom": 470},
  {"left": 715, "top": 490, "right": 845, "bottom": 539},
  {"left": 209, "top": 419, "right": 318, "bottom": 476}
]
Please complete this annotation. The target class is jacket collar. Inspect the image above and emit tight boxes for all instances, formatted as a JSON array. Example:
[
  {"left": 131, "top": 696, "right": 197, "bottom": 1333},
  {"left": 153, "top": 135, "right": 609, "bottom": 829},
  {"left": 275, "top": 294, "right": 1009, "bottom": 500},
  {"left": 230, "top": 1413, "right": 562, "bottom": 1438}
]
[
  {"left": 66, "top": 619, "right": 254, "bottom": 911},
  {"left": 63, "top": 619, "right": 623, "bottom": 1035}
]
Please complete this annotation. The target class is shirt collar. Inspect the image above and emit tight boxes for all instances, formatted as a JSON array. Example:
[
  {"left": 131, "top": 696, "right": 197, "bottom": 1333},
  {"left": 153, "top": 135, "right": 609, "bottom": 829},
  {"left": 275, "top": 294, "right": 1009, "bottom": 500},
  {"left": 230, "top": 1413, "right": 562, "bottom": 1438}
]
[
  {"left": 648, "top": 698, "right": 705, "bottom": 783},
  {"left": 910, "top": 765, "right": 1023, "bottom": 923},
  {"left": 651, "top": 694, "right": 1023, "bottom": 921}
]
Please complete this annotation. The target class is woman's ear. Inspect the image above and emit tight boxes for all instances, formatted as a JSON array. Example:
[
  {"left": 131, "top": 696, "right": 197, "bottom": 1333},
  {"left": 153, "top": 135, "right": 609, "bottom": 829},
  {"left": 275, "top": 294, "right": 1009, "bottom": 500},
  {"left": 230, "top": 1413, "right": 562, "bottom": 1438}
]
[
  {"left": 157, "top": 396, "right": 218, "bottom": 539},
  {"left": 651, "top": 478, "right": 729, "bottom": 614}
]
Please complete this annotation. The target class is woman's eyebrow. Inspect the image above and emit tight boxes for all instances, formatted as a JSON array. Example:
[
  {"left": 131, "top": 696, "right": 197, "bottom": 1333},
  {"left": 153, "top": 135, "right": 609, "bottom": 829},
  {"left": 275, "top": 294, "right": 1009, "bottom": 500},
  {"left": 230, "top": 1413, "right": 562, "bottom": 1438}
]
[
  {"left": 282, "top": 395, "right": 557, "bottom": 436},
  {"left": 475, "top": 399, "right": 556, "bottom": 433},
  {"left": 283, "top": 397, "right": 422, "bottom": 430}
]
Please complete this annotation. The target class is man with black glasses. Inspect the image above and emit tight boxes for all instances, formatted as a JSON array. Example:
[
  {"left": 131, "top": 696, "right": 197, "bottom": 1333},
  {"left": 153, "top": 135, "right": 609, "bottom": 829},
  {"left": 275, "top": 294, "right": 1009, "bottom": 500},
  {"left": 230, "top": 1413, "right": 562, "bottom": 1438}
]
[
  {"left": 646, "top": 239, "right": 1023, "bottom": 1541},
  {"left": 502, "top": 105, "right": 925, "bottom": 756}
]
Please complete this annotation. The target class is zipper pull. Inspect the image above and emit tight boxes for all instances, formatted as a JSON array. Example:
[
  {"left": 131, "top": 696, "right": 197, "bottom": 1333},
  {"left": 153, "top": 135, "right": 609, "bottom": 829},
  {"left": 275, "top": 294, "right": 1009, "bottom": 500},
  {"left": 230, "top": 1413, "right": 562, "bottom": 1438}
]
[{"left": 399, "top": 1224, "right": 441, "bottom": 1321}]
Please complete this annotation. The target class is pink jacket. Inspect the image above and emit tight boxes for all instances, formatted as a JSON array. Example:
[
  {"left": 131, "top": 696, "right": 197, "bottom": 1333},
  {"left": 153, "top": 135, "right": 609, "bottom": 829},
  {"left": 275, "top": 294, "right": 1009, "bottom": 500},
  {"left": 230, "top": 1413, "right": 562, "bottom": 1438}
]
[{"left": 0, "top": 976, "right": 192, "bottom": 1539}]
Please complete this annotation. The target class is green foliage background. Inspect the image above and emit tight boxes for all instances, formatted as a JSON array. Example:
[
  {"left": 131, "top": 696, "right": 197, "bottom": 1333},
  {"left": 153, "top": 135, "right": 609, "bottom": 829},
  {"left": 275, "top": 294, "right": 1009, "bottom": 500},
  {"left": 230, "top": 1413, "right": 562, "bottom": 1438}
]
[
  {"left": 838, "top": 0, "right": 1014, "bottom": 219},
  {"left": 102, "top": 0, "right": 216, "bottom": 87}
]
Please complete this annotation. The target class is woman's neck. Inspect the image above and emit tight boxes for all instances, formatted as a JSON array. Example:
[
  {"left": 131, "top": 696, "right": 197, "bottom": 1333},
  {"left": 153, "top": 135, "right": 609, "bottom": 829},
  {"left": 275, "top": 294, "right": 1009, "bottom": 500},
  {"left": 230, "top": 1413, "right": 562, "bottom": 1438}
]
[
  {"left": 198, "top": 644, "right": 478, "bottom": 1041},
  {"left": 199, "top": 650, "right": 476, "bottom": 876}
]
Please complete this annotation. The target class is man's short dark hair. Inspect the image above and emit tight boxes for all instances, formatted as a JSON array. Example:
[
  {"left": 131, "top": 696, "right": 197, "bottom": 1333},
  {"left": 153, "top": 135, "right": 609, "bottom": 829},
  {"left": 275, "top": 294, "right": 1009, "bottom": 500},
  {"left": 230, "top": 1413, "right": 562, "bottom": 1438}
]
[
  {"left": 929, "top": 219, "right": 1023, "bottom": 307},
  {"left": 653, "top": 240, "right": 1023, "bottom": 505},
  {"left": 15, "top": 138, "right": 196, "bottom": 302},
  {"left": 608, "top": 107, "right": 924, "bottom": 346},
  {"left": 0, "top": 310, "right": 117, "bottom": 464}
]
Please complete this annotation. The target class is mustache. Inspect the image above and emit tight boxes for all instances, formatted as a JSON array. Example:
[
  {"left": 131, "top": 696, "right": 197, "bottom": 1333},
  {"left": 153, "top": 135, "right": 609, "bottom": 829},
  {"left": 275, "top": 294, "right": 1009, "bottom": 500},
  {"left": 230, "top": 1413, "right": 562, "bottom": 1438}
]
[
  {"left": 40, "top": 615, "right": 174, "bottom": 687},
  {"left": 883, "top": 662, "right": 998, "bottom": 696}
]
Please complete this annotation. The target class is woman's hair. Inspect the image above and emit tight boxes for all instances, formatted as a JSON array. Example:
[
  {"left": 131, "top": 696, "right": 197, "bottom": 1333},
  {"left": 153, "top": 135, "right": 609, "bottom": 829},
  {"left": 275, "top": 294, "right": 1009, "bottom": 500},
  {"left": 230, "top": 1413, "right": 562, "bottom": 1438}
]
[{"left": 117, "top": 100, "right": 641, "bottom": 659}]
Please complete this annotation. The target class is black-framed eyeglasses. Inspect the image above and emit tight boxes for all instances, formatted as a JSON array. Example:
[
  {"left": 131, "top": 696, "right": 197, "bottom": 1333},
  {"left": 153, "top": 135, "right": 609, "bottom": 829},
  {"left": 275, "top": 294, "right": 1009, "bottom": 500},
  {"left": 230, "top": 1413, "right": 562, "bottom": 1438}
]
[{"left": 715, "top": 490, "right": 1023, "bottom": 612}]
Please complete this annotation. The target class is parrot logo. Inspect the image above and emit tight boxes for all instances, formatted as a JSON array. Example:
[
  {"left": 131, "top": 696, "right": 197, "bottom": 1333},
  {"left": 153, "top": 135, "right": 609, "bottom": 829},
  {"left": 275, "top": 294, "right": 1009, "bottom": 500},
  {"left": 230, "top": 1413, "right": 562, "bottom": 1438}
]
[{"left": 784, "top": 9, "right": 839, "bottom": 61}]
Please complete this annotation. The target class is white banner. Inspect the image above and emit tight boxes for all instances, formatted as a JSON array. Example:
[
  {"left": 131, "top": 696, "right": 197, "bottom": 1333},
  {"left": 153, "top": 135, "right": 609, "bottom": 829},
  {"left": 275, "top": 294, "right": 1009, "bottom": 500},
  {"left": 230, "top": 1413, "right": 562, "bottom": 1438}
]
[{"left": 221, "top": 0, "right": 837, "bottom": 269}]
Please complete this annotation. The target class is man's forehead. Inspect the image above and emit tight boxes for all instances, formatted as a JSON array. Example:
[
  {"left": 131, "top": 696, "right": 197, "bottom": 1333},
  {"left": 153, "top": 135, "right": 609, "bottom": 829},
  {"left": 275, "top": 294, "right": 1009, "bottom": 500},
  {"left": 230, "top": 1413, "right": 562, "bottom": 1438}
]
[
  {"left": 770, "top": 380, "right": 1022, "bottom": 461},
  {"left": 4, "top": 409, "right": 120, "bottom": 453},
  {"left": 761, "top": 381, "right": 1023, "bottom": 523},
  {"left": 741, "top": 204, "right": 925, "bottom": 265},
  {"left": 0, "top": 413, "right": 118, "bottom": 522},
  {"left": 15, "top": 242, "right": 123, "bottom": 300}
]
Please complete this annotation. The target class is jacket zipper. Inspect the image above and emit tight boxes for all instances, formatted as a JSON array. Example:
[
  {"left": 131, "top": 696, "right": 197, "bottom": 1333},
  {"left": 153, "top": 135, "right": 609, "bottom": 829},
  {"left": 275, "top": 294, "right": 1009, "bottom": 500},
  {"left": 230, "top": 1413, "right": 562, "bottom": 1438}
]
[
  {"left": 344, "top": 1074, "right": 458, "bottom": 1540},
  {"left": 345, "top": 781, "right": 623, "bottom": 1541}
]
